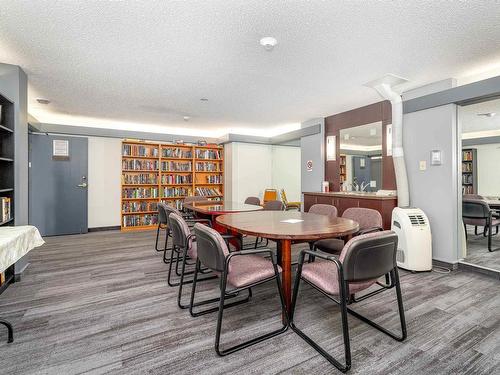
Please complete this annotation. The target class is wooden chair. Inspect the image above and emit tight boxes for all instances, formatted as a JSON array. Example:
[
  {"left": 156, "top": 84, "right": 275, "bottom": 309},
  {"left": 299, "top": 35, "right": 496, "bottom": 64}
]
[{"left": 280, "top": 189, "right": 301, "bottom": 211}]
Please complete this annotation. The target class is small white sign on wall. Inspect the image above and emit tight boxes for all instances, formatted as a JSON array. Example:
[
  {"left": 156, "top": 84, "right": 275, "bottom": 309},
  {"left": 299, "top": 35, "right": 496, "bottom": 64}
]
[
  {"left": 386, "top": 124, "right": 393, "bottom": 156},
  {"left": 53, "top": 139, "right": 69, "bottom": 159},
  {"left": 306, "top": 160, "right": 313, "bottom": 172}
]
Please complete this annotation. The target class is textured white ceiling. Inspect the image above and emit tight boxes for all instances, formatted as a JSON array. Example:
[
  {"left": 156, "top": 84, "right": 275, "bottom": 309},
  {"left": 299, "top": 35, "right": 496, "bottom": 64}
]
[
  {"left": 1, "top": 1, "right": 500, "bottom": 137},
  {"left": 461, "top": 98, "right": 500, "bottom": 139}
]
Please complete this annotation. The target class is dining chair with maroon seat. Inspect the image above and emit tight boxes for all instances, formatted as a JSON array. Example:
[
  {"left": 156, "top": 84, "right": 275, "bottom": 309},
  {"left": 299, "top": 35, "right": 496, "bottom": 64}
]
[
  {"left": 161, "top": 204, "right": 212, "bottom": 264},
  {"left": 313, "top": 207, "right": 383, "bottom": 256},
  {"left": 191, "top": 223, "right": 288, "bottom": 356},
  {"left": 168, "top": 212, "right": 248, "bottom": 311},
  {"left": 155, "top": 202, "right": 171, "bottom": 254},
  {"left": 290, "top": 231, "right": 407, "bottom": 372},
  {"left": 244, "top": 196, "right": 261, "bottom": 206},
  {"left": 463, "top": 199, "right": 500, "bottom": 252}
]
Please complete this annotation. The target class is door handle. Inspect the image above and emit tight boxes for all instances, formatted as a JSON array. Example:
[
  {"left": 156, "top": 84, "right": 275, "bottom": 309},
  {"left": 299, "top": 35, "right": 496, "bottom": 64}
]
[{"left": 77, "top": 183, "right": 88, "bottom": 188}]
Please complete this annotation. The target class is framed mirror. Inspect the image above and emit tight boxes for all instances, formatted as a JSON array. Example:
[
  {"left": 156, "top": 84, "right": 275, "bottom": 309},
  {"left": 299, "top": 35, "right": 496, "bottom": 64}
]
[{"left": 339, "top": 121, "right": 382, "bottom": 192}]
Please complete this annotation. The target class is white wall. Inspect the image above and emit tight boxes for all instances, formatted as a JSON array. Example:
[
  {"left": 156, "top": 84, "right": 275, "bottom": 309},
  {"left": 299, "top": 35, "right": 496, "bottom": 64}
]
[
  {"left": 88, "top": 137, "right": 121, "bottom": 228},
  {"left": 468, "top": 143, "right": 500, "bottom": 196},
  {"left": 272, "top": 145, "right": 301, "bottom": 202},
  {"left": 403, "top": 104, "right": 460, "bottom": 264},
  {"left": 300, "top": 118, "right": 324, "bottom": 193},
  {"left": 224, "top": 142, "right": 301, "bottom": 203}
]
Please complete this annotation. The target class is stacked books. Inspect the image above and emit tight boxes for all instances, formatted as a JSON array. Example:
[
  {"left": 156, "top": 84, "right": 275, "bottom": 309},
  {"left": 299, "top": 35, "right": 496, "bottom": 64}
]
[{"left": 0, "top": 197, "right": 10, "bottom": 222}]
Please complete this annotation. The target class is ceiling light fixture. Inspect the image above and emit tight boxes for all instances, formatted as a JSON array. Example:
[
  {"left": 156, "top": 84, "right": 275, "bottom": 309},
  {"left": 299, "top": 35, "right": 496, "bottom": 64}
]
[
  {"left": 260, "top": 36, "right": 278, "bottom": 51},
  {"left": 36, "top": 98, "right": 51, "bottom": 105},
  {"left": 200, "top": 98, "right": 208, "bottom": 102},
  {"left": 477, "top": 112, "right": 496, "bottom": 117},
  {"left": 183, "top": 116, "right": 190, "bottom": 121}
]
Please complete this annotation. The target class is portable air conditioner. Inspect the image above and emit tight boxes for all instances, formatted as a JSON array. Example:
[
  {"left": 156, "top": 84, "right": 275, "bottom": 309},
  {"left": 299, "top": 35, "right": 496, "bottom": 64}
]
[{"left": 391, "top": 207, "right": 432, "bottom": 272}]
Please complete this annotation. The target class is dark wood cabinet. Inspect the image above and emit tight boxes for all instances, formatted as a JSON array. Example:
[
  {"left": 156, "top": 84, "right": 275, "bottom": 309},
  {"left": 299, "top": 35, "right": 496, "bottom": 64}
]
[{"left": 303, "top": 192, "right": 397, "bottom": 230}]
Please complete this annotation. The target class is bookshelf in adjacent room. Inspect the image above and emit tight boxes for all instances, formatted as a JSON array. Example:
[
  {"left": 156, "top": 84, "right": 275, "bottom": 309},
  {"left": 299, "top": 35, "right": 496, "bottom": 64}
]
[
  {"left": 0, "top": 92, "right": 14, "bottom": 227},
  {"left": 461, "top": 148, "right": 477, "bottom": 195},
  {"left": 121, "top": 140, "right": 224, "bottom": 231},
  {"left": 339, "top": 154, "right": 346, "bottom": 184}
]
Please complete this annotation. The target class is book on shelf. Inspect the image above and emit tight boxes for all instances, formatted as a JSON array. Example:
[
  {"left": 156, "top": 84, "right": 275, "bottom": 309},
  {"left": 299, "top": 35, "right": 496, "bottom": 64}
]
[
  {"left": 195, "top": 149, "right": 222, "bottom": 159},
  {"left": 161, "top": 174, "right": 193, "bottom": 184},
  {"left": 122, "top": 144, "right": 159, "bottom": 157},
  {"left": 122, "top": 159, "right": 159, "bottom": 171},
  {"left": 122, "top": 187, "right": 159, "bottom": 199},
  {"left": 122, "top": 173, "right": 158, "bottom": 184},
  {"left": 0, "top": 197, "right": 10, "bottom": 222},
  {"left": 122, "top": 201, "right": 158, "bottom": 213},
  {"left": 162, "top": 147, "right": 192, "bottom": 158},
  {"left": 161, "top": 161, "right": 192, "bottom": 172},
  {"left": 162, "top": 187, "right": 192, "bottom": 198},
  {"left": 122, "top": 214, "right": 158, "bottom": 227},
  {"left": 195, "top": 162, "right": 220, "bottom": 172},
  {"left": 195, "top": 187, "right": 221, "bottom": 197}
]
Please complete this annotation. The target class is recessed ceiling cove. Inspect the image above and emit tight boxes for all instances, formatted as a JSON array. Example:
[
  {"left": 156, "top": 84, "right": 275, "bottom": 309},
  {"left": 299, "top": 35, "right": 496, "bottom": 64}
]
[{"left": 1, "top": 1, "right": 500, "bottom": 136}]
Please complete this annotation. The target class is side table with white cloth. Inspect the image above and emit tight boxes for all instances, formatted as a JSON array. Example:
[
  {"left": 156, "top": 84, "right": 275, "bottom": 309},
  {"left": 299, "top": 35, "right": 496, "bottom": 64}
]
[{"left": 0, "top": 226, "right": 44, "bottom": 343}]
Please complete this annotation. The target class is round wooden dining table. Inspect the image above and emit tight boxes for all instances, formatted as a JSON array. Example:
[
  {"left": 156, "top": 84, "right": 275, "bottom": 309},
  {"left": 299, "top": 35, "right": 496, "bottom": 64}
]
[
  {"left": 216, "top": 211, "right": 359, "bottom": 316},
  {"left": 184, "top": 201, "right": 264, "bottom": 248}
]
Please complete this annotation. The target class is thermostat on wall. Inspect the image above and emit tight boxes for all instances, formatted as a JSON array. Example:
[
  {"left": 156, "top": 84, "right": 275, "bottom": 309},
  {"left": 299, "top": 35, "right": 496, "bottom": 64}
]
[{"left": 430, "top": 150, "right": 442, "bottom": 165}]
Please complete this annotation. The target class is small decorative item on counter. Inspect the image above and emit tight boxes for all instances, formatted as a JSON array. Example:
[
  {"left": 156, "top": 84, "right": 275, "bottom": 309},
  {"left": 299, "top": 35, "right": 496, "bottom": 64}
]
[{"left": 322, "top": 181, "right": 329, "bottom": 193}]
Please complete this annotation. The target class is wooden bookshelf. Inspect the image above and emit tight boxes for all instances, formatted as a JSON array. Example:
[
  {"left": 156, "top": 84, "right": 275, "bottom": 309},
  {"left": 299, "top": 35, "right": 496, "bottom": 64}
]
[
  {"left": 462, "top": 148, "right": 478, "bottom": 195},
  {"left": 121, "top": 140, "right": 224, "bottom": 231},
  {"left": 339, "top": 154, "right": 347, "bottom": 184},
  {"left": 0, "top": 93, "right": 14, "bottom": 228}
]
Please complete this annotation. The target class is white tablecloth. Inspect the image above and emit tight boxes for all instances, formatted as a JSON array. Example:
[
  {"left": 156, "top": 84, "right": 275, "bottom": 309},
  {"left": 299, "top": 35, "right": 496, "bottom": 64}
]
[{"left": 0, "top": 226, "right": 44, "bottom": 273}]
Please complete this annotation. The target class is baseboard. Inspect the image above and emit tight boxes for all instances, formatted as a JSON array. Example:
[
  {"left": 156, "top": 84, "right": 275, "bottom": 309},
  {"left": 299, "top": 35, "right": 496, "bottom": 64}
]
[
  {"left": 432, "top": 259, "right": 459, "bottom": 270},
  {"left": 88, "top": 226, "right": 121, "bottom": 232},
  {"left": 458, "top": 261, "right": 500, "bottom": 280}
]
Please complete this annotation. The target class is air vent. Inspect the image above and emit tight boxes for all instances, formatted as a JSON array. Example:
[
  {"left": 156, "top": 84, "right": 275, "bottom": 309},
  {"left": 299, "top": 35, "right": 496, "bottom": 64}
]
[
  {"left": 407, "top": 214, "right": 426, "bottom": 226},
  {"left": 396, "top": 249, "right": 405, "bottom": 263}
]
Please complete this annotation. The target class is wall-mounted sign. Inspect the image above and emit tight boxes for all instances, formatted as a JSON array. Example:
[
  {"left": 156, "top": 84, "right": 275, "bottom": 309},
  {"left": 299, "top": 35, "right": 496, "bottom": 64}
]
[
  {"left": 326, "top": 135, "right": 336, "bottom": 161},
  {"left": 306, "top": 160, "right": 313, "bottom": 172},
  {"left": 386, "top": 124, "right": 393, "bottom": 156},
  {"left": 53, "top": 139, "right": 69, "bottom": 160}
]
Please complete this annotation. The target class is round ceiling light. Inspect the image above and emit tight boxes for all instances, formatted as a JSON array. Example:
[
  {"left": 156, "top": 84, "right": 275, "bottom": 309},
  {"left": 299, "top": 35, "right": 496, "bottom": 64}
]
[
  {"left": 260, "top": 36, "right": 278, "bottom": 51},
  {"left": 183, "top": 116, "right": 190, "bottom": 121}
]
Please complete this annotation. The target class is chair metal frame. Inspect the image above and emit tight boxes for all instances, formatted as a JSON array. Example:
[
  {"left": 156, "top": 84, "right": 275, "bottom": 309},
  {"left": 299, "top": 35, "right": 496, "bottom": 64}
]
[
  {"left": 290, "top": 249, "right": 407, "bottom": 373},
  {"left": 463, "top": 200, "right": 500, "bottom": 252},
  {"left": 0, "top": 319, "right": 13, "bottom": 343},
  {"left": 189, "top": 247, "right": 289, "bottom": 355}
]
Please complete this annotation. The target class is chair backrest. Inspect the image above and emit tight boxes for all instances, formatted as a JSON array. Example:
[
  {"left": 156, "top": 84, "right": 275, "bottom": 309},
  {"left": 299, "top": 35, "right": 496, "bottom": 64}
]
[
  {"left": 463, "top": 194, "right": 484, "bottom": 200},
  {"left": 158, "top": 202, "right": 169, "bottom": 225},
  {"left": 462, "top": 199, "right": 490, "bottom": 219},
  {"left": 244, "top": 196, "right": 261, "bottom": 206},
  {"left": 342, "top": 207, "right": 382, "bottom": 230},
  {"left": 339, "top": 231, "right": 398, "bottom": 282},
  {"left": 309, "top": 204, "right": 338, "bottom": 219},
  {"left": 263, "top": 189, "right": 278, "bottom": 203},
  {"left": 163, "top": 203, "right": 183, "bottom": 218},
  {"left": 168, "top": 212, "right": 191, "bottom": 248},
  {"left": 279, "top": 189, "right": 288, "bottom": 204},
  {"left": 263, "top": 200, "right": 284, "bottom": 211},
  {"left": 193, "top": 223, "right": 231, "bottom": 272}
]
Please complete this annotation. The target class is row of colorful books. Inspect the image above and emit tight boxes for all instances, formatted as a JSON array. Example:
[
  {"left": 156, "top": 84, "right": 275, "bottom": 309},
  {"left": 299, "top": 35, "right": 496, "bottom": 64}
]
[
  {"left": 122, "top": 187, "right": 159, "bottom": 198},
  {"left": 195, "top": 149, "right": 222, "bottom": 159},
  {"left": 162, "top": 148, "right": 192, "bottom": 159},
  {"left": 195, "top": 162, "right": 221, "bottom": 172},
  {"left": 122, "top": 214, "right": 158, "bottom": 227},
  {"left": 122, "top": 201, "right": 158, "bottom": 213},
  {"left": 122, "top": 144, "right": 159, "bottom": 157},
  {"left": 122, "top": 173, "right": 158, "bottom": 184},
  {"left": 195, "top": 187, "right": 221, "bottom": 196},
  {"left": 122, "top": 160, "right": 159, "bottom": 171}
]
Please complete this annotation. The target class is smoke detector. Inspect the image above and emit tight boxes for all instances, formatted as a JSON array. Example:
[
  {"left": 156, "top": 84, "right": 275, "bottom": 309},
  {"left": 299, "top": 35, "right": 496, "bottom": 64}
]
[{"left": 260, "top": 37, "right": 278, "bottom": 51}]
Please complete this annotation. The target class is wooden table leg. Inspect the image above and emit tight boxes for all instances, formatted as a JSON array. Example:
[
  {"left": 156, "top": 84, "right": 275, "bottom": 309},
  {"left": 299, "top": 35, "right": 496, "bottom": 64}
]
[{"left": 278, "top": 239, "right": 292, "bottom": 319}]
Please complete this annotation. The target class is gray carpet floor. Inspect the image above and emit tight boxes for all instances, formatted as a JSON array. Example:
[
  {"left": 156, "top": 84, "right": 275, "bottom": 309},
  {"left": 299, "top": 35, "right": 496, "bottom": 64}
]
[{"left": 0, "top": 230, "right": 499, "bottom": 374}]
